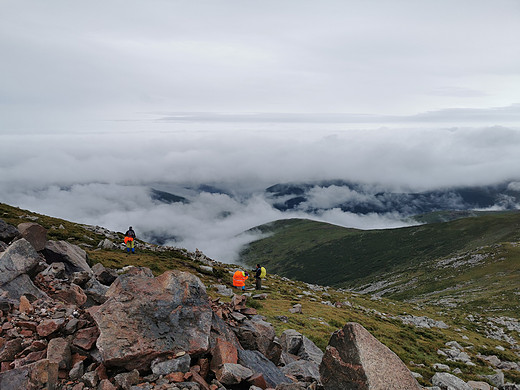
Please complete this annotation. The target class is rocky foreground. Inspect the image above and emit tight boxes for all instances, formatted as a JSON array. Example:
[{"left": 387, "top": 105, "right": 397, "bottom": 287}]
[{"left": 0, "top": 219, "right": 518, "bottom": 390}]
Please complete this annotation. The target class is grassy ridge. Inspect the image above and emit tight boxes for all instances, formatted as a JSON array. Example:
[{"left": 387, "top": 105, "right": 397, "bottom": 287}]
[{"left": 240, "top": 214, "right": 520, "bottom": 314}]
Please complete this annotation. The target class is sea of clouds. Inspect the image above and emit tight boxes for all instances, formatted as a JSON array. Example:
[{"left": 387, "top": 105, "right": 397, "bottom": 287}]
[{"left": 1, "top": 124, "right": 520, "bottom": 262}]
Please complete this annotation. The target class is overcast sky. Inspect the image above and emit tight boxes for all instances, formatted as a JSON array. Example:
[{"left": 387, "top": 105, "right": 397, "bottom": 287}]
[
  {"left": 1, "top": 0, "right": 519, "bottom": 130},
  {"left": 1, "top": 1, "right": 520, "bottom": 261}
]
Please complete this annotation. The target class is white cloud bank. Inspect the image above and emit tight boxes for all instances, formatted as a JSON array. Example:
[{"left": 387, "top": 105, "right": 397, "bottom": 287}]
[{"left": 1, "top": 125, "right": 519, "bottom": 262}]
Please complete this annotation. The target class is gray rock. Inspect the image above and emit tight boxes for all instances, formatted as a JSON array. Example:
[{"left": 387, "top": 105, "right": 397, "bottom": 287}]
[
  {"left": 433, "top": 363, "right": 451, "bottom": 371},
  {"left": 82, "top": 370, "right": 99, "bottom": 387},
  {"left": 98, "top": 239, "right": 116, "bottom": 249},
  {"left": 233, "top": 316, "right": 276, "bottom": 357},
  {"left": 0, "top": 239, "right": 41, "bottom": 285},
  {"left": 84, "top": 277, "right": 109, "bottom": 304},
  {"left": 214, "top": 284, "right": 233, "bottom": 297},
  {"left": 289, "top": 303, "right": 302, "bottom": 314},
  {"left": 298, "top": 335, "right": 324, "bottom": 365},
  {"left": 280, "top": 329, "right": 303, "bottom": 355},
  {"left": 40, "top": 262, "right": 67, "bottom": 279},
  {"left": 466, "top": 381, "right": 491, "bottom": 390},
  {"left": 199, "top": 265, "right": 213, "bottom": 273},
  {"left": 114, "top": 369, "right": 140, "bottom": 390},
  {"left": 69, "top": 361, "right": 84, "bottom": 380},
  {"left": 43, "top": 240, "right": 92, "bottom": 274},
  {"left": 281, "top": 359, "right": 320, "bottom": 382},
  {"left": 238, "top": 349, "right": 291, "bottom": 388},
  {"left": 484, "top": 371, "right": 504, "bottom": 388},
  {"left": 0, "top": 219, "right": 19, "bottom": 243},
  {"left": 431, "top": 372, "right": 472, "bottom": 390},
  {"left": 279, "top": 329, "right": 323, "bottom": 365},
  {"left": 151, "top": 354, "right": 191, "bottom": 375},
  {"left": 92, "top": 262, "right": 117, "bottom": 285},
  {"left": 215, "top": 363, "right": 253, "bottom": 385}
]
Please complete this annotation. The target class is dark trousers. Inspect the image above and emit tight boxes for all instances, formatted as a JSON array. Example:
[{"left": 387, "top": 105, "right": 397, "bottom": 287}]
[{"left": 255, "top": 277, "right": 262, "bottom": 290}]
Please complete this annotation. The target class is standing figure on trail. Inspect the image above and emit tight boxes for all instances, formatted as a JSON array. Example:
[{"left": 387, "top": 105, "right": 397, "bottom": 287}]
[
  {"left": 233, "top": 269, "right": 249, "bottom": 291},
  {"left": 254, "top": 264, "right": 266, "bottom": 290},
  {"left": 124, "top": 226, "right": 136, "bottom": 254}
]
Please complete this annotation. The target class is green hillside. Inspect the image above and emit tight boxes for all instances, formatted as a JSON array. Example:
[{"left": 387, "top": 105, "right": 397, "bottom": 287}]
[{"left": 240, "top": 214, "right": 520, "bottom": 315}]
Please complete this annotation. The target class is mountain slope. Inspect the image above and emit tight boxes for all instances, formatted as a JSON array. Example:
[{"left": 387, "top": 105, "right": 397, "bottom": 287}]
[
  {"left": 240, "top": 213, "right": 520, "bottom": 315},
  {"left": 1, "top": 202, "right": 519, "bottom": 387}
]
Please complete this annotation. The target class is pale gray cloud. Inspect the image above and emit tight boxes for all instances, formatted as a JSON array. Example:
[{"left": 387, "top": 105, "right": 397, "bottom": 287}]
[{"left": 1, "top": 0, "right": 519, "bottom": 132}]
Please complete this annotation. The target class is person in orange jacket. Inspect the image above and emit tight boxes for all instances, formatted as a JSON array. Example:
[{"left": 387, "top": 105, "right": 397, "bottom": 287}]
[
  {"left": 124, "top": 226, "right": 136, "bottom": 254},
  {"left": 232, "top": 270, "right": 249, "bottom": 291}
]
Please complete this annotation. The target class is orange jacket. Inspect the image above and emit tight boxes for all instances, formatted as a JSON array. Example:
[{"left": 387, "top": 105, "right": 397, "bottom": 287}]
[
  {"left": 124, "top": 236, "right": 134, "bottom": 243},
  {"left": 233, "top": 270, "right": 248, "bottom": 287}
]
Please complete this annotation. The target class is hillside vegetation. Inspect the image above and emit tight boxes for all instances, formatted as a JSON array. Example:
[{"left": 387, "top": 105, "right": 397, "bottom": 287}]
[
  {"left": 1, "top": 202, "right": 520, "bottom": 387},
  {"left": 240, "top": 213, "right": 520, "bottom": 316}
]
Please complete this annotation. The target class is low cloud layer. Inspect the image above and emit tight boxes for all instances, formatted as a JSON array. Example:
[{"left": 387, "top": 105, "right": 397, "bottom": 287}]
[{"left": 1, "top": 125, "right": 519, "bottom": 262}]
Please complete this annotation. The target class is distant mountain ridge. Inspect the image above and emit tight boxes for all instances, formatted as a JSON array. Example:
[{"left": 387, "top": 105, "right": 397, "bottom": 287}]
[{"left": 265, "top": 180, "right": 520, "bottom": 215}]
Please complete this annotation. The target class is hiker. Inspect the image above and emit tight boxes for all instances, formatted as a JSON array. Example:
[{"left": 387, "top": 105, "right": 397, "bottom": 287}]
[
  {"left": 232, "top": 269, "right": 249, "bottom": 291},
  {"left": 254, "top": 264, "right": 267, "bottom": 290},
  {"left": 124, "top": 226, "right": 136, "bottom": 254}
]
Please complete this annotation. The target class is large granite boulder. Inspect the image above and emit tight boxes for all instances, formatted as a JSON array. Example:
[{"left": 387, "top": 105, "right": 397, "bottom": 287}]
[
  {"left": 17, "top": 222, "right": 47, "bottom": 252},
  {"left": 0, "top": 239, "right": 47, "bottom": 300},
  {"left": 319, "top": 322, "right": 422, "bottom": 390},
  {"left": 0, "top": 219, "right": 19, "bottom": 244},
  {"left": 88, "top": 268, "right": 213, "bottom": 370},
  {"left": 43, "top": 241, "right": 92, "bottom": 275}
]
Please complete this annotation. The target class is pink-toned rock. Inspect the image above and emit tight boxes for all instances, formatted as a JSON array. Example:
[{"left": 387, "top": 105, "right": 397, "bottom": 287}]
[
  {"left": 72, "top": 326, "right": 99, "bottom": 350},
  {"left": 88, "top": 268, "right": 213, "bottom": 370},
  {"left": 37, "top": 318, "right": 65, "bottom": 337},
  {"left": 19, "top": 295, "right": 34, "bottom": 314},
  {"left": 17, "top": 222, "right": 47, "bottom": 252},
  {"left": 0, "top": 358, "right": 58, "bottom": 390},
  {"left": 53, "top": 284, "right": 87, "bottom": 307},
  {"left": 47, "top": 337, "right": 71, "bottom": 370},
  {"left": 165, "top": 371, "right": 185, "bottom": 382},
  {"left": 0, "top": 338, "right": 23, "bottom": 362},
  {"left": 210, "top": 337, "right": 238, "bottom": 372},
  {"left": 190, "top": 367, "right": 211, "bottom": 390},
  {"left": 319, "top": 322, "right": 422, "bottom": 390},
  {"left": 248, "top": 372, "right": 268, "bottom": 389},
  {"left": 98, "top": 379, "right": 117, "bottom": 390}
]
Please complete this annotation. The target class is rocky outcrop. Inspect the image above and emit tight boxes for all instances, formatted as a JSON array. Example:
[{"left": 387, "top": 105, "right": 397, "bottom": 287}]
[
  {"left": 319, "top": 322, "right": 422, "bottom": 389},
  {"left": 88, "top": 268, "right": 214, "bottom": 370}
]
